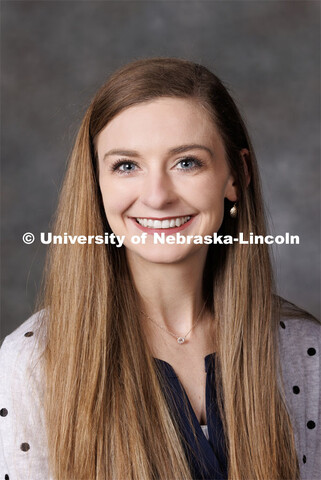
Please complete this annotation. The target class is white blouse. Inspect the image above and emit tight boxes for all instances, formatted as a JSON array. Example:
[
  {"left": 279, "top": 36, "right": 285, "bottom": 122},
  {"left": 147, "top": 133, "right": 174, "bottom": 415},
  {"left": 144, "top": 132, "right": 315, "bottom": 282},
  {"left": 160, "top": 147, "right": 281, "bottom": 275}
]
[{"left": 200, "top": 424, "right": 209, "bottom": 440}]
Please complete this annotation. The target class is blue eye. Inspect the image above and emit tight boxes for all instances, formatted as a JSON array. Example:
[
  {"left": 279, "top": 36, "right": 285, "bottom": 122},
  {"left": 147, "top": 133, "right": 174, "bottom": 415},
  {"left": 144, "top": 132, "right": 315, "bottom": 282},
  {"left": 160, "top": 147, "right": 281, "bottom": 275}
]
[
  {"left": 111, "top": 160, "right": 138, "bottom": 174},
  {"left": 176, "top": 156, "right": 203, "bottom": 170},
  {"left": 110, "top": 156, "right": 204, "bottom": 174}
]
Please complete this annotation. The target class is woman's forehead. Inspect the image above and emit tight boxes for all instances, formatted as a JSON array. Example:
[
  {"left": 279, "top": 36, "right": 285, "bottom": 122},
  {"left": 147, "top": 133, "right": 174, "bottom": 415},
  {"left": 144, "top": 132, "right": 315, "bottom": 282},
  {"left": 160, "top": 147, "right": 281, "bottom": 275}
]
[{"left": 95, "top": 97, "right": 223, "bottom": 159}]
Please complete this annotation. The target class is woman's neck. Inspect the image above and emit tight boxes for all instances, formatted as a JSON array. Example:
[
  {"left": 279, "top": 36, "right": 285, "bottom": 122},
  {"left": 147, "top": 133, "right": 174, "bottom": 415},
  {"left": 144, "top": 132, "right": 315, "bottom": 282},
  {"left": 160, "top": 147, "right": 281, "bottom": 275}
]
[{"left": 126, "top": 247, "right": 209, "bottom": 333}]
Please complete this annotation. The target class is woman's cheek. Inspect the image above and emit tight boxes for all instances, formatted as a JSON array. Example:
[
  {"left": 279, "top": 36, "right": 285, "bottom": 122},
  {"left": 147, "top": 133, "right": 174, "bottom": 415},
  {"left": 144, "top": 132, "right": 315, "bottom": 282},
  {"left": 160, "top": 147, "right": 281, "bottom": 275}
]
[{"left": 100, "top": 181, "right": 133, "bottom": 215}]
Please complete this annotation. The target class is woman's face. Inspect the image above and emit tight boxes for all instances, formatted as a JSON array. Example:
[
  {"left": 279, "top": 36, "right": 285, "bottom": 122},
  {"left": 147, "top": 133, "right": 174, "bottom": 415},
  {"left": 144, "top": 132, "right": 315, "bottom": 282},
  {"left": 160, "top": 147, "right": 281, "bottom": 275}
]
[{"left": 96, "top": 97, "right": 237, "bottom": 265}]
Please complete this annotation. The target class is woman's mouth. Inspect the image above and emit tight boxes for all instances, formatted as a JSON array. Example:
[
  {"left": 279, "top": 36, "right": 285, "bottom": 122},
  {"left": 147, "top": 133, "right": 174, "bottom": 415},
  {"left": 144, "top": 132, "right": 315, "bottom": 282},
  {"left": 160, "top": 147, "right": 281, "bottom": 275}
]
[
  {"left": 136, "top": 216, "right": 191, "bottom": 229},
  {"left": 130, "top": 215, "right": 195, "bottom": 234}
]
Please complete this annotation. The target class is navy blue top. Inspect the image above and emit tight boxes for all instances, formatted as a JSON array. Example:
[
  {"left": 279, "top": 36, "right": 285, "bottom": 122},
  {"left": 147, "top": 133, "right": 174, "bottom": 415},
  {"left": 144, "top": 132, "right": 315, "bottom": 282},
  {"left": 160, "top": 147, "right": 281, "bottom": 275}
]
[{"left": 154, "top": 353, "right": 228, "bottom": 480}]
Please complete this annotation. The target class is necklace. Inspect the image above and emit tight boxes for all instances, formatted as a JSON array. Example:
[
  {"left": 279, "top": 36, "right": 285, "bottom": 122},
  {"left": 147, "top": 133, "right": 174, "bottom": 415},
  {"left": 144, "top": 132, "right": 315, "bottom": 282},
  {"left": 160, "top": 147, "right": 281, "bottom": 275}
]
[{"left": 141, "top": 302, "right": 206, "bottom": 345}]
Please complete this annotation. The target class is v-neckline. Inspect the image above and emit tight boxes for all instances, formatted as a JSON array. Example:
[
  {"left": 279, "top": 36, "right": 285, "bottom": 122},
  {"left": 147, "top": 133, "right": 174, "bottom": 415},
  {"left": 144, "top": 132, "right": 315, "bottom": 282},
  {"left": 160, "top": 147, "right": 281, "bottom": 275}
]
[{"left": 153, "top": 352, "right": 216, "bottom": 426}]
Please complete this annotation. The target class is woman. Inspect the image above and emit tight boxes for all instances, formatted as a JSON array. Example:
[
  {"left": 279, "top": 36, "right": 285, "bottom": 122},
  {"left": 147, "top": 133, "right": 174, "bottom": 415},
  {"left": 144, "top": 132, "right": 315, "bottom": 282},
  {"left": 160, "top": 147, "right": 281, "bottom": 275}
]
[{"left": 0, "top": 58, "right": 320, "bottom": 480}]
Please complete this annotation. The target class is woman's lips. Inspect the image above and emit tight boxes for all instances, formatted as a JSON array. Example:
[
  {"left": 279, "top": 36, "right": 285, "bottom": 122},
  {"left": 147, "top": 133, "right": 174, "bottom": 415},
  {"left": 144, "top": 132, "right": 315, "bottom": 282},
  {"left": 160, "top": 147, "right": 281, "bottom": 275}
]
[{"left": 129, "top": 215, "right": 195, "bottom": 235}]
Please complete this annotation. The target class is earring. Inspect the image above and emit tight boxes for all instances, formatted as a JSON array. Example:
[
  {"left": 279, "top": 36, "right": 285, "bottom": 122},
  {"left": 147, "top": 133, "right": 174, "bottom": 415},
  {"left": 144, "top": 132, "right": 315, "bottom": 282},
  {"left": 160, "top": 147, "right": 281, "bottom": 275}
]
[{"left": 229, "top": 203, "right": 237, "bottom": 218}]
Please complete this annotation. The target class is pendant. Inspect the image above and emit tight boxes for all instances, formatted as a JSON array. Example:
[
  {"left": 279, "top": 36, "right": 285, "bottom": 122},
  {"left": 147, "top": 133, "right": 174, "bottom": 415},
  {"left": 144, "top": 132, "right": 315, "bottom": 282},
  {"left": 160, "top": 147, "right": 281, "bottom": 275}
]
[{"left": 177, "top": 337, "right": 185, "bottom": 344}]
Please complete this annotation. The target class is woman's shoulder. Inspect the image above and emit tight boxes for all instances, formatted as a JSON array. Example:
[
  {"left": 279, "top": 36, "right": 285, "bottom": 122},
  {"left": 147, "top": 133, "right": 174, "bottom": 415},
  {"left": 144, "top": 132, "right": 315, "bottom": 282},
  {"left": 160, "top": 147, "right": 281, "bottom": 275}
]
[
  {"left": 278, "top": 299, "right": 320, "bottom": 359},
  {"left": 1, "top": 309, "right": 46, "bottom": 343},
  {"left": 0, "top": 310, "right": 47, "bottom": 378}
]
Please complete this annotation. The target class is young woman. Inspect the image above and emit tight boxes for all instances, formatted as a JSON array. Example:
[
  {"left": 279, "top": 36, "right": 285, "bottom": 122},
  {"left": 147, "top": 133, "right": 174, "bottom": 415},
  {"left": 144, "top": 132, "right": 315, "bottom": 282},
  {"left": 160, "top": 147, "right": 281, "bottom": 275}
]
[{"left": 1, "top": 58, "right": 320, "bottom": 480}]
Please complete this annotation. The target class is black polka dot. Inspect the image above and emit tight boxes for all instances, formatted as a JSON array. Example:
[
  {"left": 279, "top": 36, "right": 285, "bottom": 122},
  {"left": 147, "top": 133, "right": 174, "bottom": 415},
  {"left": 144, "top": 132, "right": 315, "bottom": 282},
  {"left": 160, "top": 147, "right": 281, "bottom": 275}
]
[
  {"left": 307, "top": 348, "right": 316, "bottom": 356},
  {"left": 292, "top": 386, "right": 300, "bottom": 394},
  {"left": 307, "top": 421, "right": 316, "bottom": 429},
  {"left": 20, "top": 442, "right": 30, "bottom": 452},
  {"left": 280, "top": 321, "right": 286, "bottom": 329},
  {"left": 303, "top": 455, "right": 306, "bottom": 464},
  {"left": 24, "top": 331, "right": 34, "bottom": 337},
  {"left": 5, "top": 474, "right": 9, "bottom": 480},
  {"left": 0, "top": 408, "right": 8, "bottom": 417}
]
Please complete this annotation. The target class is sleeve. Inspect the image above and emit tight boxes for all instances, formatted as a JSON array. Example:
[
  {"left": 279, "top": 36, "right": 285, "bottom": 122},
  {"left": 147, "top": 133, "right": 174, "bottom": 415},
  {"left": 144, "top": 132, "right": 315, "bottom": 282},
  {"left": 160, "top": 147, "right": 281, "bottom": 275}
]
[
  {"left": 0, "top": 314, "right": 52, "bottom": 480},
  {"left": 278, "top": 315, "right": 321, "bottom": 480}
]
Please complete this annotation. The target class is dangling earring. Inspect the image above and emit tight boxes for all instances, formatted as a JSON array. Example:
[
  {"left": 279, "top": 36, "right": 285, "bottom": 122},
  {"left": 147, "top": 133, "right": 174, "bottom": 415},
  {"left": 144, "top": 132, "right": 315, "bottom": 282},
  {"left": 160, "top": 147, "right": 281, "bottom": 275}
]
[{"left": 229, "top": 203, "right": 237, "bottom": 218}]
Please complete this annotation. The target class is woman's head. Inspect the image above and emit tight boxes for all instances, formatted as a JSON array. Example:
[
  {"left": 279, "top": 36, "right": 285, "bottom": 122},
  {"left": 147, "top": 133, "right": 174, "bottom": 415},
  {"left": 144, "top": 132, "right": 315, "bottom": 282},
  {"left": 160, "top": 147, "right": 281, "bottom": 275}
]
[
  {"left": 96, "top": 96, "right": 240, "bottom": 265},
  {"left": 75, "top": 57, "right": 262, "bottom": 264}
]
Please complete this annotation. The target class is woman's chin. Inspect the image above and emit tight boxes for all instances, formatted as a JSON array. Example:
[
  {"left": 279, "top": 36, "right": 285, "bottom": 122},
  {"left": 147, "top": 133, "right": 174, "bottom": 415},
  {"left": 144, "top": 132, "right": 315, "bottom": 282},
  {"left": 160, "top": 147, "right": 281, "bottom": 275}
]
[{"left": 125, "top": 243, "right": 205, "bottom": 266}]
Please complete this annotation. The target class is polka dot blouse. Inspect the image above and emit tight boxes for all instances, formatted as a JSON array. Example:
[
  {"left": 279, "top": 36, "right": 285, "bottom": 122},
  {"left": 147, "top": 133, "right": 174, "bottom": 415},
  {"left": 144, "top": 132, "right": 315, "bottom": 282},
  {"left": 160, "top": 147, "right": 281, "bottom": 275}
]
[{"left": 0, "top": 311, "right": 320, "bottom": 479}]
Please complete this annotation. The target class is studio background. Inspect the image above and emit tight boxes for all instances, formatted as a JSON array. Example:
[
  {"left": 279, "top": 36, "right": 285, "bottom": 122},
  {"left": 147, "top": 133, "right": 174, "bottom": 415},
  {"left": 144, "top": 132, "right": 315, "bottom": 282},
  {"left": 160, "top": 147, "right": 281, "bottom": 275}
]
[{"left": 1, "top": 0, "right": 320, "bottom": 339}]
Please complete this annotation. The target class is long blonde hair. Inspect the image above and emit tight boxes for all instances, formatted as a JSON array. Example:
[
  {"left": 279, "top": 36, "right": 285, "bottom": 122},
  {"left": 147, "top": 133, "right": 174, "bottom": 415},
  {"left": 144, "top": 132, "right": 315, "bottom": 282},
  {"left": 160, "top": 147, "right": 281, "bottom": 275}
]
[{"left": 36, "top": 58, "right": 300, "bottom": 479}]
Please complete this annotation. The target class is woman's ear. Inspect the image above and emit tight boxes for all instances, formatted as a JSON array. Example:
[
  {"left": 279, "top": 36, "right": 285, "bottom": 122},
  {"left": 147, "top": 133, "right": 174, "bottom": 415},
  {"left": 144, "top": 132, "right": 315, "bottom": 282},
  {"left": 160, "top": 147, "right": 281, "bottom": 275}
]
[
  {"left": 225, "top": 148, "right": 251, "bottom": 202},
  {"left": 225, "top": 174, "right": 238, "bottom": 203}
]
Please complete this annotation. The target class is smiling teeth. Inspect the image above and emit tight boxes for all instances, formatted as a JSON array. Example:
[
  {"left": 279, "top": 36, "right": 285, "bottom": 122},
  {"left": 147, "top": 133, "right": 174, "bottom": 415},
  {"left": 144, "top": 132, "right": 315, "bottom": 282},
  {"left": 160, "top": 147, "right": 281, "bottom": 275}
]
[{"left": 136, "top": 216, "right": 191, "bottom": 229}]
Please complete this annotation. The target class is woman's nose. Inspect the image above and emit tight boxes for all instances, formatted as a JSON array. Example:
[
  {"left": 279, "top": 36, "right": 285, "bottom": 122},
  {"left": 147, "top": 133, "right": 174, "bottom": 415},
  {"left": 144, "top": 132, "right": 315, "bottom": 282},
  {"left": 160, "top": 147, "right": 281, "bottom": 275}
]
[{"left": 140, "top": 171, "right": 177, "bottom": 209}]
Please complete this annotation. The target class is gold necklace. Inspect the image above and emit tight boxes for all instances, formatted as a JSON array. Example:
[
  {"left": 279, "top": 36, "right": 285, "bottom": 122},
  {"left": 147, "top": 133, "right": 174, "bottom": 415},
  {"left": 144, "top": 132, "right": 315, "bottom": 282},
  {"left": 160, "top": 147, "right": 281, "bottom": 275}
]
[{"left": 141, "top": 302, "right": 206, "bottom": 345}]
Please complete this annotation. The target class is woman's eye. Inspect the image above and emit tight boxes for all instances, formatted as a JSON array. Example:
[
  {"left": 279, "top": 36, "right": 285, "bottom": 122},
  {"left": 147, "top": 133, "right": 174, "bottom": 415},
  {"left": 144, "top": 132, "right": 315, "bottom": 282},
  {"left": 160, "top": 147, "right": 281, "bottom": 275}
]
[
  {"left": 111, "top": 160, "right": 138, "bottom": 174},
  {"left": 176, "top": 157, "right": 203, "bottom": 170},
  {"left": 110, "top": 156, "right": 203, "bottom": 174}
]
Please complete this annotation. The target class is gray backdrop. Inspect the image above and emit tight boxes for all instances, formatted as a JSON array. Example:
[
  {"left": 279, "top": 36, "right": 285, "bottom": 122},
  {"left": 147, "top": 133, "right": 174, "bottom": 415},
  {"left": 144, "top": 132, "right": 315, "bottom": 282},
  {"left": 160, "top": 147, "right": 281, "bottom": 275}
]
[{"left": 1, "top": 0, "right": 320, "bottom": 340}]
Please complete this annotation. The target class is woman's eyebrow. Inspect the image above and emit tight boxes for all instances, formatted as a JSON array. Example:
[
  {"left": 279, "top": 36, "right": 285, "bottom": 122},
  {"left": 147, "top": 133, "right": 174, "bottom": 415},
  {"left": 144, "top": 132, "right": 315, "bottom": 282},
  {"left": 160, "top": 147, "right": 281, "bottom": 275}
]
[{"left": 103, "top": 144, "right": 213, "bottom": 161}]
